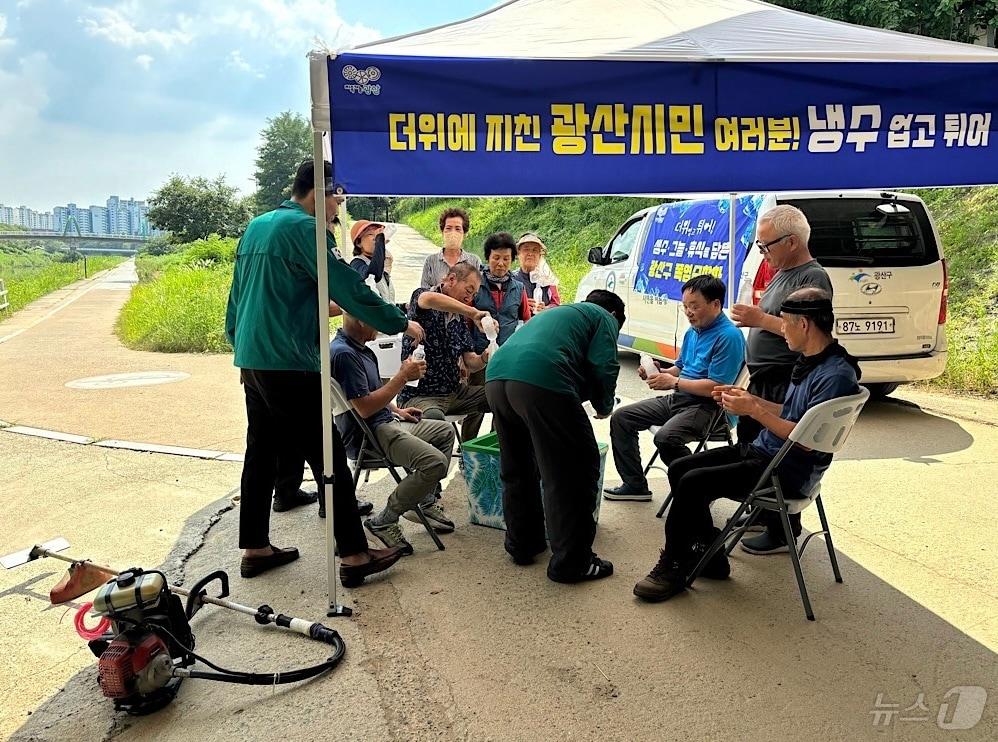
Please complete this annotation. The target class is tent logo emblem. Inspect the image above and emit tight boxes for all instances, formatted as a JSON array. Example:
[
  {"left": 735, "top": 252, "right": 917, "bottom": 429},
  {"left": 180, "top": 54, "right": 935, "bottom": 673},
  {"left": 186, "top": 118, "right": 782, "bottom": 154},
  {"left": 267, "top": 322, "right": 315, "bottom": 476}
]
[{"left": 342, "top": 65, "right": 382, "bottom": 95}]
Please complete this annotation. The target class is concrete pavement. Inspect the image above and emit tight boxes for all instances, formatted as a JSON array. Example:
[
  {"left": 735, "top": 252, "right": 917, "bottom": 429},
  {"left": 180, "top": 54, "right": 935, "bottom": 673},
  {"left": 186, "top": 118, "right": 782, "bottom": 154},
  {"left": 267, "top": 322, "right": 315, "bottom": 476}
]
[{"left": 6, "top": 357, "right": 998, "bottom": 741}]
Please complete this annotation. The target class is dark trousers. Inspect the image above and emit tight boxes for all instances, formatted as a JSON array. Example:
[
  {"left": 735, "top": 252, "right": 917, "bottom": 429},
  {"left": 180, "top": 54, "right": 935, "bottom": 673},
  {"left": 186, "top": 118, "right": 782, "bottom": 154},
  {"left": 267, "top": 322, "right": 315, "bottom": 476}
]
[
  {"left": 486, "top": 380, "right": 601, "bottom": 576},
  {"left": 610, "top": 395, "right": 718, "bottom": 490},
  {"left": 239, "top": 369, "right": 368, "bottom": 556},
  {"left": 664, "top": 444, "right": 808, "bottom": 558},
  {"left": 736, "top": 367, "right": 802, "bottom": 542},
  {"left": 274, "top": 453, "right": 306, "bottom": 499}
]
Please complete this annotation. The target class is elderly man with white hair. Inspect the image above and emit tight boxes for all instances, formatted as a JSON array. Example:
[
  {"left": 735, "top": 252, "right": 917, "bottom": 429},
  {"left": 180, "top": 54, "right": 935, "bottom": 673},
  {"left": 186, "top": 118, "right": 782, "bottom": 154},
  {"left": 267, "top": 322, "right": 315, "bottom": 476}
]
[{"left": 730, "top": 204, "right": 833, "bottom": 555}]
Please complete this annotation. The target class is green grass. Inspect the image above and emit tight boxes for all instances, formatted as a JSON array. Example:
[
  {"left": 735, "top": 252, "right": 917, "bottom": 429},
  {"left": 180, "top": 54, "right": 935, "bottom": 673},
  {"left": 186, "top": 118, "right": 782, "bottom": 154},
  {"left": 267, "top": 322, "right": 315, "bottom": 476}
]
[
  {"left": 918, "top": 187, "right": 998, "bottom": 395},
  {"left": 118, "top": 236, "right": 239, "bottom": 353},
  {"left": 0, "top": 254, "right": 124, "bottom": 315},
  {"left": 397, "top": 196, "right": 660, "bottom": 302}
]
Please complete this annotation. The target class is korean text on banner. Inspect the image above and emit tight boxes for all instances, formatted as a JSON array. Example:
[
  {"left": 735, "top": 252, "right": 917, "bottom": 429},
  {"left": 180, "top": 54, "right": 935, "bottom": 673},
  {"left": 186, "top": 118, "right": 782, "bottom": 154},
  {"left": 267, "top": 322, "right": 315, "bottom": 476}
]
[{"left": 634, "top": 196, "right": 764, "bottom": 301}]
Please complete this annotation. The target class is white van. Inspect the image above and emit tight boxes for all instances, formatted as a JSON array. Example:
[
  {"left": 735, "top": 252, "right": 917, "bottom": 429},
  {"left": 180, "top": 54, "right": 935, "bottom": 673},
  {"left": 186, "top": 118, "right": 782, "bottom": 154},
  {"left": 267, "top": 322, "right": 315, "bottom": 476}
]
[{"left": 575, "top": 191, "right": 948, "bottom": 397}]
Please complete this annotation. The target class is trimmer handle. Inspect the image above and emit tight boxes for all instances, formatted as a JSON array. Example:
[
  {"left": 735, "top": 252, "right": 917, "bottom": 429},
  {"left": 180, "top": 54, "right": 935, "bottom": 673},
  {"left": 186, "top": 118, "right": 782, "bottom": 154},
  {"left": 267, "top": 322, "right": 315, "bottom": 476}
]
[{"left": 185, "top": 570, "right": 230, "bottom": 618}]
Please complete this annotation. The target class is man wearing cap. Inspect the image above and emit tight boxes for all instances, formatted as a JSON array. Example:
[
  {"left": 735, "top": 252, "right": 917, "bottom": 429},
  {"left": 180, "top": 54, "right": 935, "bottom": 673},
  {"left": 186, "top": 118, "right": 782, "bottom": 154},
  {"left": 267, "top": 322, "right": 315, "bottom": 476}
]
[
  {"left": 513, "top": 232, "right": 561, "bottom": 313},
  {"left": 420, "top": 207, "right": 483, "bottom": 289},
  {"left": 633, "top": 287, "right": 860, "bottom": 603},
  {"left": 225, "top": 159, "right": 424, "bottom": 585}
]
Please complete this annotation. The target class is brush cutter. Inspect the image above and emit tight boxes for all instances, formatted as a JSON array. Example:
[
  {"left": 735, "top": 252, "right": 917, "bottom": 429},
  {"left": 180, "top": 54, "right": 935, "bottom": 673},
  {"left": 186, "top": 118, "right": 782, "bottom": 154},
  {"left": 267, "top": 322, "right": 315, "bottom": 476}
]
[{"left": 2, "top": 538, "right": 347, "bottom": 715}]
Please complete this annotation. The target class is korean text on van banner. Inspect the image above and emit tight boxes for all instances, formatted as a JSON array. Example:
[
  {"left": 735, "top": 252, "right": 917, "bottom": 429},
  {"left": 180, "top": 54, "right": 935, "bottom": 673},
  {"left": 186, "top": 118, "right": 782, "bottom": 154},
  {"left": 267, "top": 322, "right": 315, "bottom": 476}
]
[
  {"left": 328, "top": 57, "right": 998, "bottom": 196},
  {"left": 633, "top": 197, "right": 763, "bottom": 302}
]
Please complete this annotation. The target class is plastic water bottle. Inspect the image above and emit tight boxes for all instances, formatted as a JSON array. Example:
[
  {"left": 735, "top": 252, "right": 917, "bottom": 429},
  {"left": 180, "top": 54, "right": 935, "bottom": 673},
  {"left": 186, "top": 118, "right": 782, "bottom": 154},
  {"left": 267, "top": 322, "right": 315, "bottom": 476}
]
[
  {"left": 640, "top": 353, "right": 658, "bottom": 377},
  {"left": 481, "top": 315, "right": 500, "bottom": 357},
  {"left": 406, "top": 345, "right": 425, "bottom": 387},
  {"left": 532, "top": 285, "right": 544, "bottom": 306}
]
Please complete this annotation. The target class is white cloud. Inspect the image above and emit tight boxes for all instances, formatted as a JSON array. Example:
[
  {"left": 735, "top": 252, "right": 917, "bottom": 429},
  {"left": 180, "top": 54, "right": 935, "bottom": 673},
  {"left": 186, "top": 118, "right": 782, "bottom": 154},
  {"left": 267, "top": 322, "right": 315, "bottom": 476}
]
[
  {"left": 210, "top": 0, "right": 380, "bottom": 55},
  {"left": 79, "top": 5, "right": 195, "bottom": 50},
  {"left": 0, "top": 14, "right": 13, "bottom": 50},
  {"left": 226, "top": 50, "right": 264, "bottom": 78},
  {"left": 0, "top": 52, "right": 49, "bottom": 138},
  {"left": 135, "top": 53, "right": 153, "bottom": 69}
]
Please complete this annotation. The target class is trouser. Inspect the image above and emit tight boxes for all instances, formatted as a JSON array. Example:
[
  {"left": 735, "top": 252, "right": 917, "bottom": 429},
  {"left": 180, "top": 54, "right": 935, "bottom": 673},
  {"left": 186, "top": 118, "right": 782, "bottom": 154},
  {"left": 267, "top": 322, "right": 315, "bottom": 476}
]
[
  {"left": 485, "top": 380, "right": 601, "bottom": 577},
  {"left": 407, "top": 382, "right": 490, "bottom": 442},
  {"left": 274, "top": 451, "right": 307, "bottom": 499},
  {"left": 374, "top": 419, "right": 455, "bottom": 515},
  {"left": 737, "top": 366, "right": 801, "bottom": 543},
  {"left": 664, "top": 444, "right": 806, "bottom": 557},
  {"left": 610, "top": 395, "right": 719, "bottom": 490},
  {"left": 238, "top": 369, "right": 368, "bottom": 557}
]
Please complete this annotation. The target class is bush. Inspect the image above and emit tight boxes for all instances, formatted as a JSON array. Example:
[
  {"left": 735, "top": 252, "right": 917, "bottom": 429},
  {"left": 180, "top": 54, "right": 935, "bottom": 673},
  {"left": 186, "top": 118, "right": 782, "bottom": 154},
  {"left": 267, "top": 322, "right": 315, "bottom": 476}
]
[
  {"left": 179, "top": 234, "right": 237, "bottom": 267},
  {"left": 117, "top": 264, "right": 233, "bottom": 353}
]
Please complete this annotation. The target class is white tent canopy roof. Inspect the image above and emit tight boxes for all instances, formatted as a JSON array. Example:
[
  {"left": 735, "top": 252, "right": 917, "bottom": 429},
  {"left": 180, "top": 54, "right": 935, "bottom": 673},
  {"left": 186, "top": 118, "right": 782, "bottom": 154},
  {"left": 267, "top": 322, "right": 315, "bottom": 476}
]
[{"left": 350, "top": 0, "right": 998, "bottom": 62}]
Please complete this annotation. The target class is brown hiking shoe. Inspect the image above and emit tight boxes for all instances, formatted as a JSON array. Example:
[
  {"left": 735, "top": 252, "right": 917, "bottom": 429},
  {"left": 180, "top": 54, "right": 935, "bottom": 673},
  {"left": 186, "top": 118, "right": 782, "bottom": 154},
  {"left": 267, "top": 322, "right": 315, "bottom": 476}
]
[{"left": 633, "top": 550, "right": 687, "bottom": 603}]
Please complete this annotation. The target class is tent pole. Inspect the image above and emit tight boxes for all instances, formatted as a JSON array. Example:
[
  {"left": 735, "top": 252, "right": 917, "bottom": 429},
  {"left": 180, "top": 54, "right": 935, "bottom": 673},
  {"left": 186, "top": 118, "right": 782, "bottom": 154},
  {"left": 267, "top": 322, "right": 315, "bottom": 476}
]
[
  {"left": 728, "top": 193, "right": 737, "bottom": 308},
  {"left": 312, "top": 132, "right": 347, "bottom": 617}
]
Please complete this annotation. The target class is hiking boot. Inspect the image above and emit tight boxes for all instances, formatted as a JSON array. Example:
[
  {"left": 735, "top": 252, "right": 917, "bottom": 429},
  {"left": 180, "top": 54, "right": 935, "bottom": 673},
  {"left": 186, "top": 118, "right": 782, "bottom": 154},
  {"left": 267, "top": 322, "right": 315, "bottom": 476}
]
[
  {"left": 339, "top": 546, "right": 405, "bottom": 588},
  {"left": 364, "top": 518, "right": 414, "bottom": 556},
  {"left": 547, "top": 555, "right": 614, "bottom": 584},
  {"left": 633, "top": 550, "right": 686, "bottom": 602},
  {"left": 741, "top": 531, "right": 792, "bottom": 555},
  {"left": 602, "top": 484, "right": 653, "bottom": 502},
  {"left": 403, "top": 502, "right": 455, "bottom": 533},
  {"left": 272, "top": 488, "right": 318, "bottom": 513}
]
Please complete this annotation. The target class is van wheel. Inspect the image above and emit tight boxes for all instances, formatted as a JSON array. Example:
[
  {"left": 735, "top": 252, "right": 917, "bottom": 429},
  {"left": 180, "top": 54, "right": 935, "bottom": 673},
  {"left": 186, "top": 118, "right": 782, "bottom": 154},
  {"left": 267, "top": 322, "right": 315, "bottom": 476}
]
[{"left": 866, "top": 383, "right": 899, "bottom": 399}]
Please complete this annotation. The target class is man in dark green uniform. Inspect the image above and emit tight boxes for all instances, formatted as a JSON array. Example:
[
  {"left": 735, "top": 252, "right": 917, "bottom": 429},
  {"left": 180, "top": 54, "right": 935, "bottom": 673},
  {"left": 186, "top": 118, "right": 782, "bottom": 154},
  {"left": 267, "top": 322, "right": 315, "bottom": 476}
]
[
  {"left": 485, "top": 290, "right": 625, "bottom": 583},
  {"left": 225, "top": 159, "right": 423, "bottom": 584}
]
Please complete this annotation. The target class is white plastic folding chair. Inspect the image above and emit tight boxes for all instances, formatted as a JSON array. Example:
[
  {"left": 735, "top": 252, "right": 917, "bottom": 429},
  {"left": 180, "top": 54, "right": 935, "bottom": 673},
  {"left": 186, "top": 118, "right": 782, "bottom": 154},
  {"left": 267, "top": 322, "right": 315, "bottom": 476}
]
[
  {"left": 687, "top": 387, "right": 870, "bottom": 621},
  {"left": 651, "top": 365, "right": 752, "bottom": 518},
  {"left": 330, "top": 379, "right": 444, "bottom": 551}
]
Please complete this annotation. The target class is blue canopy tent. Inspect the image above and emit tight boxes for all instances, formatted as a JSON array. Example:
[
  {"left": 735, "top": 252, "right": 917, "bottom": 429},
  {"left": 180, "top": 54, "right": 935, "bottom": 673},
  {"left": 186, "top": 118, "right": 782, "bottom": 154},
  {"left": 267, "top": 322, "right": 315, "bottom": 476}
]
[{"left": 307, "top": 0, "right": 998, "bottom": 612}]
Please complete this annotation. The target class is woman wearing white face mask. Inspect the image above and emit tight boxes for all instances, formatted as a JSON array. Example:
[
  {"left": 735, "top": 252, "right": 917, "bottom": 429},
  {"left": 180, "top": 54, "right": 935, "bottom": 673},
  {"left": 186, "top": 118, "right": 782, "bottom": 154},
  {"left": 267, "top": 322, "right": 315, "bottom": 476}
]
[{"left": 420, "top": 207, "right": 483, "bottom": 289}]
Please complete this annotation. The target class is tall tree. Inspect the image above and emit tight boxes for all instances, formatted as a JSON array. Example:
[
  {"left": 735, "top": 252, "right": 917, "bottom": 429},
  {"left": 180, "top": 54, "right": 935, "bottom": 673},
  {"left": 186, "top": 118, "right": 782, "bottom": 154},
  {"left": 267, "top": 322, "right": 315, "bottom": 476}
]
[
  {"left": 148, "top": 175, "right": 252, "bottom": 244},
  {"left": 770, "top": 1, "right": 998, "bottom": 43},
  {"left": 254, "top": 111, "right": 311, "bottom": 214}
]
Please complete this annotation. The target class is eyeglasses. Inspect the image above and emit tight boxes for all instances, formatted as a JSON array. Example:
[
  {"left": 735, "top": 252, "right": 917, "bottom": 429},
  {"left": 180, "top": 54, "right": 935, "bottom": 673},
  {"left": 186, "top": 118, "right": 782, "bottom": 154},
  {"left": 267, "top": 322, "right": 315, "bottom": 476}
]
[{"left": 755, "top": 234, "right": 792, "bottom": 253}]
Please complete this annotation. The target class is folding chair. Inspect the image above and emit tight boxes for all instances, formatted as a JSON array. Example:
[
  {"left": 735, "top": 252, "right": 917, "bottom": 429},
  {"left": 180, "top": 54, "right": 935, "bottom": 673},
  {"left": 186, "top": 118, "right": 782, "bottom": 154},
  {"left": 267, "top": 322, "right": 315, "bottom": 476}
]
[
  {"left": 329, "top": 379, "right": 445, "bottom": 551},
  {"left": 652, "top": 365, "right": 752, "bottom": 518},
  {"left": 687, "top": 387, "right": 870, "bottom": 621}
]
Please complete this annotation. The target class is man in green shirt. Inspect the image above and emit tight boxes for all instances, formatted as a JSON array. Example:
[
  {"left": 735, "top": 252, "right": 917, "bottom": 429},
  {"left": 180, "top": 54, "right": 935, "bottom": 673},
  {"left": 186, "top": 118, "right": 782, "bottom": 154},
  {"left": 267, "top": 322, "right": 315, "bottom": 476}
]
[
  {"left": 225, "top": 159, "right": 423, "bottom": 586},
  {"left": 485, "top": 290, "right": 625, "bottom": 583}
]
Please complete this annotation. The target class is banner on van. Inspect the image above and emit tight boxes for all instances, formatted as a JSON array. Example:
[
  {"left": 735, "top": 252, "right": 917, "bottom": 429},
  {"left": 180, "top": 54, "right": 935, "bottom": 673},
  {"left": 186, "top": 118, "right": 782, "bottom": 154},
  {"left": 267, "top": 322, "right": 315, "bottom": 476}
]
[
  {"left": 327, "top": 56, "right": 998, "bottom": 196},
  {"left": 633, "top": 196, "right": 764, "bottom": 305}
]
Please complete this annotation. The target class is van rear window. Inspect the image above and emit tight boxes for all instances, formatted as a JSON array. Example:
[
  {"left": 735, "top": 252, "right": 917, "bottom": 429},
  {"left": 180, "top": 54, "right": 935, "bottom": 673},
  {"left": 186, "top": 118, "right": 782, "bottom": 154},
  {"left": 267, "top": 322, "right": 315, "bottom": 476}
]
[{"left": 779, "top": 198, "right": 940, "bottom": 267}]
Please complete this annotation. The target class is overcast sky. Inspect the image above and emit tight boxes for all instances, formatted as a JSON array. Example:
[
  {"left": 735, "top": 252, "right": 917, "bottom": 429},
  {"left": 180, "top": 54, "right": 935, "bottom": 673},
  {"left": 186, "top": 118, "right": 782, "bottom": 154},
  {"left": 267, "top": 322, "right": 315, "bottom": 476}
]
[{"left": 0, "top": 0, "right": 494, "bottom": 211}]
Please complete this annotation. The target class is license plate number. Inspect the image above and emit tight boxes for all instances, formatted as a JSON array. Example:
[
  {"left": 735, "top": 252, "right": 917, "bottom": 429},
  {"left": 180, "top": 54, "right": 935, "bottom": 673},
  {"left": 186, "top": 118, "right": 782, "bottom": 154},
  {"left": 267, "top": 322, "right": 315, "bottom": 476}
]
[{"left": 836, "top": 318, "right": 895, "bottom": 335}]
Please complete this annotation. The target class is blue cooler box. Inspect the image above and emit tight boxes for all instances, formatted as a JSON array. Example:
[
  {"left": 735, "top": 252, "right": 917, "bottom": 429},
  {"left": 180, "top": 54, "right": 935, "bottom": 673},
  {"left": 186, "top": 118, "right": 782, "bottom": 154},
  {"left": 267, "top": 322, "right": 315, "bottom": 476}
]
[{"left": 461, "top": 432, "right": 607, "bottom": 530}]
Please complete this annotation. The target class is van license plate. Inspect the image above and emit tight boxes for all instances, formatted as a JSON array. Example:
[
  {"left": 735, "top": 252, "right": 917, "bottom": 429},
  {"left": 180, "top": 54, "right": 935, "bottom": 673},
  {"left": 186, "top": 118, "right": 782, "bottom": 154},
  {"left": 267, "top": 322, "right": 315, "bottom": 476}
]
[{"left": 836, "top": 318, "right": 895, "bottom": 335}]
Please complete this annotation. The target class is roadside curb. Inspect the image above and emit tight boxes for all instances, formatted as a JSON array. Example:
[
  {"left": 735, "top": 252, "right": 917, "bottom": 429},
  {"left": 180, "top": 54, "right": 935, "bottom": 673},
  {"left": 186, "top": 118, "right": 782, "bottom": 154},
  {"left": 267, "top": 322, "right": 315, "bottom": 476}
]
[
  {"left": 0, "top": 424, "right": 243, "bottom": 462},
  {"left": 892, "top": 389, "right": 998, "bottom": 428}
]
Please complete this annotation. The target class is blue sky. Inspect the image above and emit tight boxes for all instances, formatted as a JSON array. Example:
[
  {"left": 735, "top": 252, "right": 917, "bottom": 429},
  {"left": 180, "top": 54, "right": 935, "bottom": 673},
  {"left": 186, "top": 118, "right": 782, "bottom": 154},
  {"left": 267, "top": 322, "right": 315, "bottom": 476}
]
[{"left": 0, "top": 0, "right": 496, "bottom": 211}]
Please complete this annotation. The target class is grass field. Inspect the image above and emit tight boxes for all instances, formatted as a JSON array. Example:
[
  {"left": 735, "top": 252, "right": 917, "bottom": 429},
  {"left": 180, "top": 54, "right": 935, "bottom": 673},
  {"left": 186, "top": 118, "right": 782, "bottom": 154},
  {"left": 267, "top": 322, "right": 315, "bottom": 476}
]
[{"left": 0, "top": 254, "right": 124, "bottom": 315}]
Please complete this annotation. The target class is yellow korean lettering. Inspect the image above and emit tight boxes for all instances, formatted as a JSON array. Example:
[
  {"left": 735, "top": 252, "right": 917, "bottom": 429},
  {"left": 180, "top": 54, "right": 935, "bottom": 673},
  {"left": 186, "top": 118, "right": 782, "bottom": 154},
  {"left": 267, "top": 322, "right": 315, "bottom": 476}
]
[
  {"left": 551, "top": 103, "right": 590, "bottom": 155},
  {"left": 669, "top": 104, "right": 705, "bottom": 155},
  {"left": 389, "top": 113, "right": 416, "bottom": 151}
]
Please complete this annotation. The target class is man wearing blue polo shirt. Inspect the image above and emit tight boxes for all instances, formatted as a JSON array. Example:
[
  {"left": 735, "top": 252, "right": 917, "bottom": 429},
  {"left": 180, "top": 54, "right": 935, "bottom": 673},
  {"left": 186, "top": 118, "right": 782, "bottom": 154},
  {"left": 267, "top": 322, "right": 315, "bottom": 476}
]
[{"left": 605, "top": 275, "right": 745, "bottom": 502}]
